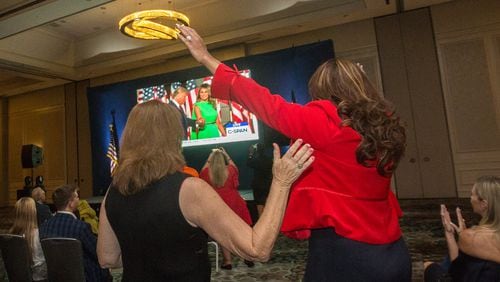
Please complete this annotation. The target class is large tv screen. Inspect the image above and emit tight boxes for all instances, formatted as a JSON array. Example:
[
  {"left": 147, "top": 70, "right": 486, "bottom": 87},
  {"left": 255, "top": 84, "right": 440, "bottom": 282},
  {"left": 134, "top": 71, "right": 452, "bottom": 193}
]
[{"left": 135, "top": 69, "right": 259, "bottom": 147}]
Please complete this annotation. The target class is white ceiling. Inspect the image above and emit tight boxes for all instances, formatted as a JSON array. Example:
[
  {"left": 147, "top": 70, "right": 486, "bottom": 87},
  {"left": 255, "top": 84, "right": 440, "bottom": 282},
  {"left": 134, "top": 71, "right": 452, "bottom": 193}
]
[{"left": 0, "top": 0, "right": 453, "bottom": 96}]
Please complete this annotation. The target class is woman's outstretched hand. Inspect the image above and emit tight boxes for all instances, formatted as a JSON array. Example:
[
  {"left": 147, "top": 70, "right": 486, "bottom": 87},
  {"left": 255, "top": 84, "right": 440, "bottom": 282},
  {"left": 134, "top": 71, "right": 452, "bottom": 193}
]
[
  {"left": 272, "top": 139, "right": 314, "bottom": 187},
  {"left": 176, "top": 24, "right": 220, "bottom": 73}
]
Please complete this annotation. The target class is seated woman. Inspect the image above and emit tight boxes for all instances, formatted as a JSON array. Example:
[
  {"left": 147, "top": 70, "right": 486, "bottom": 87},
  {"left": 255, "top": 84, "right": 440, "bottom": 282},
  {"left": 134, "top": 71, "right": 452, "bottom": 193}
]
[
  {"left": 77, "top": 199, "right": 99, "bottom": 235},
  {"left": 9, "top": 197, "right": 47, "bottom": 282},
  {"left": 190, "top": 83, "right": 226, "bottom": 139},
  {"left": 200, "top": 147, "right": 253, "bottom": 269},
  {"left": 97, "top": 100, "right": 314, "bottom": 281},
  {"left": 424, "top": 175, "right": 500, "bottom": 281}
]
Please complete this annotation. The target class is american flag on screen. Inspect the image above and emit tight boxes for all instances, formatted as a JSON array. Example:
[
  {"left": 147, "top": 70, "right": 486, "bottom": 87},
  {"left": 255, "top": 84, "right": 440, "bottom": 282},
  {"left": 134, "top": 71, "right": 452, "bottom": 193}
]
[{"left": 137, "top": 85, "right": 168, "bottom": 104}]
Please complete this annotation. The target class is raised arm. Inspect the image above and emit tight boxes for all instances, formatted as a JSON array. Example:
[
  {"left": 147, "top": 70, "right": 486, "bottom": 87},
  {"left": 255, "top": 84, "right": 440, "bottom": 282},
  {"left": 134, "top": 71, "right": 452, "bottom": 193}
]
[
  {"left": 177, "top": 25, "right": 336, "bottom": 148},
  {"left": 97, "top": 194, "right": 122, "bottom": 268},
  {"left": 180, "top": 139, "right": 314, "bottom": 261}
]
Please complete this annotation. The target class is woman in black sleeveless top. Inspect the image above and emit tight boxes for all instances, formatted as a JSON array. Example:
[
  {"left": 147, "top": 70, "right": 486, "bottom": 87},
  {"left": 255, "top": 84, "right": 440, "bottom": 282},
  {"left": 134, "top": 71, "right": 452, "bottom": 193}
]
[{"left": 97, "top": 100, "right": 314, "bottom": 281}]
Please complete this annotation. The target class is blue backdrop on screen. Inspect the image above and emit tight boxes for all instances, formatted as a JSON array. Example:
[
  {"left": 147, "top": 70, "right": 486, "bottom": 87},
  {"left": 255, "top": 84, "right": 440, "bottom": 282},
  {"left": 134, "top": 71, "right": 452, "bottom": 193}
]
[{"left": 88, "top": 40, "right": 334, "bottom": 195}]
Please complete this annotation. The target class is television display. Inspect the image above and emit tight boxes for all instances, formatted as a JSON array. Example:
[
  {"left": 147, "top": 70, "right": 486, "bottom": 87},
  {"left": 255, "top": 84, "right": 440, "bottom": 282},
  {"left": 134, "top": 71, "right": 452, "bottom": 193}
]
[{"left": 135, "top": 69, "right": 259, "bottom": 147}]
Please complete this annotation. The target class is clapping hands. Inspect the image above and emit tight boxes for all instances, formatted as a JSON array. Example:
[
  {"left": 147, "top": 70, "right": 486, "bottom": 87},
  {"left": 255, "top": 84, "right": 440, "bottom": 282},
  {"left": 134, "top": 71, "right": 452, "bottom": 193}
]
[{"left": 440, "top": 204, "right": 467, "bottom": 235}]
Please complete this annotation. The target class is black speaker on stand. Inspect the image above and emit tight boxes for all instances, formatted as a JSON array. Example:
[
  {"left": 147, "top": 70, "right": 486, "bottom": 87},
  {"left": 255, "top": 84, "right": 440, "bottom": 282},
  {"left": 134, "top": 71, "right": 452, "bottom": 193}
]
[{"left": 18, "top": 145, "right": 44, "bottom": 200}]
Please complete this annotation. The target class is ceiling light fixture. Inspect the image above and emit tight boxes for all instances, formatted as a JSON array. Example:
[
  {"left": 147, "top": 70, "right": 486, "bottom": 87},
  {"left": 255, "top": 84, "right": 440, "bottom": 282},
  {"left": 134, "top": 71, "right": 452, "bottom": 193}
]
[{"left": 119, "top": 9, "right": 189, "bottom": 40}]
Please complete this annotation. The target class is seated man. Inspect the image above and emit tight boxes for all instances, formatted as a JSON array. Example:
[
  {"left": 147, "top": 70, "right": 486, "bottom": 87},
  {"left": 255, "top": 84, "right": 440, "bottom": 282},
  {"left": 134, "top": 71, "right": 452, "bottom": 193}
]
[
  {"left": 40, "top": 184, "right": 110, "bottom": 281},
  {"left": 31, "top": 186, "right": 52, "bottom": 226}
]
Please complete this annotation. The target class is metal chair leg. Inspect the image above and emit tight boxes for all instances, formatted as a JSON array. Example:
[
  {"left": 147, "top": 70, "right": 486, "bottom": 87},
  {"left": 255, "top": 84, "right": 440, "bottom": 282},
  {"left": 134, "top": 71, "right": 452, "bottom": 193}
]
[{"left": 208, "top": 241, "right": 219, "bottom": 272}]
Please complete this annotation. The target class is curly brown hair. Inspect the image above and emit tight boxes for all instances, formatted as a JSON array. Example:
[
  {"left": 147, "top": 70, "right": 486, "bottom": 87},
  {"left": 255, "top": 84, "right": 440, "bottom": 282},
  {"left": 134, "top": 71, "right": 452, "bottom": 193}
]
[{"left": 308, "top": 58, "right": 406, "bottom": 176}]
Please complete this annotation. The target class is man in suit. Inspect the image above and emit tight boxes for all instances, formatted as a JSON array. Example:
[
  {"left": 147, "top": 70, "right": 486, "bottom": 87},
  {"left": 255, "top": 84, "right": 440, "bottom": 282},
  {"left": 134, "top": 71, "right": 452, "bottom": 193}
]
[
  {"left": 31, "top": 186, "right": 52, "bottom": 226},
  {"left": 169, "top": 86, "right": 204, "bottom": 139},
  {"left": 40, "top": 184, "right": 111, "bottom": 282}
]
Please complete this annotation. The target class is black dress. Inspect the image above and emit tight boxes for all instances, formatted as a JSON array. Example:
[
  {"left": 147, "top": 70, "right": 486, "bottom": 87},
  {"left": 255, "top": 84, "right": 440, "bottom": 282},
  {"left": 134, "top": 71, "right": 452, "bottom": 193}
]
[
  {"left": 106, "top": 172, "right": 210, "bottom": 282},
  {"left": 425, "top": 251, "right": 500, "bottom": 282}
]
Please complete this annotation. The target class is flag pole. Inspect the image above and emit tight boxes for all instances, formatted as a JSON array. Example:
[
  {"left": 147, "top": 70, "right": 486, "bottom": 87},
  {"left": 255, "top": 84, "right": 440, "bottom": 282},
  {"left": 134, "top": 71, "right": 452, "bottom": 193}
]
[{"left": 110, "top": 110, "right": 119, "bottom": 156}]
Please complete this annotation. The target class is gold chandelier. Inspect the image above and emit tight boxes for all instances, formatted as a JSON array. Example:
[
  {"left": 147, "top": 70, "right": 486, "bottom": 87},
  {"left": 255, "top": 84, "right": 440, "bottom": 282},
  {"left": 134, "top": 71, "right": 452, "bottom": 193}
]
[{"left": 119, "top": 9, "right": 189, "bottom": 40}]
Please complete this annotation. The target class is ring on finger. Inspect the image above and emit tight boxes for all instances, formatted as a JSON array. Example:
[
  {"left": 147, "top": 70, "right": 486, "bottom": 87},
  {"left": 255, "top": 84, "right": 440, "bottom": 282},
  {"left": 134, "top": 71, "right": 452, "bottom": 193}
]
[
  {"left": 297, "top": 163, "right": 303, "bottom": 169},
  {"left": 186, "top": 35, "right": 192, "bottom": 41}
]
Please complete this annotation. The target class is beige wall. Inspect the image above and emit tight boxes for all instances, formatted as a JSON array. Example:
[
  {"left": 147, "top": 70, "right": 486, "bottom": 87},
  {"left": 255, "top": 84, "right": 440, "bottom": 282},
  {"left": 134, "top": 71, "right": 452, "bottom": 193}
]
[
  {"left": 7, "top": 86, "right": 67, "bottom": 205},
  {"left": 2, "top": 0, "right": 500, "bottom": 205},
  {"left": 432, "top": 0, "right": 500, "bottom": 196}
]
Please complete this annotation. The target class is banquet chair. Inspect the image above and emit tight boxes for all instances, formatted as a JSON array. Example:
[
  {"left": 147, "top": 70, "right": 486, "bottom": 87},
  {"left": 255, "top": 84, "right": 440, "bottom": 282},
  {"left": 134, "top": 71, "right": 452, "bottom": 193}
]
[
  {"left": 41, "top": 237, "right": 85, "bottom": 282},
  {"left": 0, "top": 234, "right": 32, "bottom": 282}
]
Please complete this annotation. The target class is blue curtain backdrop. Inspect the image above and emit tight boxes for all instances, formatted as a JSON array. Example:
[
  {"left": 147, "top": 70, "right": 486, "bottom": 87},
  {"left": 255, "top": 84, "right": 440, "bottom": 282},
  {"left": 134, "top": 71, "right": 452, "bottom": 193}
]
[{"left": 87, "top": 40, "right": 334, "bottom": 195}]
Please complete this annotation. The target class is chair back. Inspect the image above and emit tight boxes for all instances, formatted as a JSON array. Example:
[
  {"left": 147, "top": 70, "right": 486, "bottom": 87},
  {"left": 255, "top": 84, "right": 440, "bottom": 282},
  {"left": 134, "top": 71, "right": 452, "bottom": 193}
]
[
  {"left": 0, "top": 234, "right": 33, "bottom": 282},
  {"left": 41, "top": 237, "right": 85, "bottom": 282}
]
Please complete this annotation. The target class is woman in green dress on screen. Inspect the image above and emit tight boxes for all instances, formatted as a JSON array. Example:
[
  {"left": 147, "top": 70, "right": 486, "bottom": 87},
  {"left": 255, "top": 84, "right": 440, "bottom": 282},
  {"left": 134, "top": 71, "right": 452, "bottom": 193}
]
[{"left": 191, "top": 83, "right": 226, "bottom": 139}]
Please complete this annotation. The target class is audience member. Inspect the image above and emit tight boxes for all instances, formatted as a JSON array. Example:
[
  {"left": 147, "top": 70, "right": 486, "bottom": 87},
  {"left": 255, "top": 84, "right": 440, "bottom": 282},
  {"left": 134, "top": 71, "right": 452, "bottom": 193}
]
[
  {"left": 178, "top": 24, "right": 410, "bottom": 281},
  {"left": 31, "top": 186, "right": 52, "bottom": 227},
  {"left": 39, "top": 184, "right": 110, "bottom": 282},
  {"left": 97, "top": 100, "right": 314, "bottom": 280},
  {"left": 191, "top": 83, "right": 226, "bottom": 139},
  {"left": 200, "top": 147, "right": 253, "bottom": 269},
  {"left": 424, "top": 176, "right": 500, "bottom": 281},
  {"left": 9, "top": 197, "right": 47, "bottom": 281},
  {"left": 169, "top": 86, "right": 203, "bottom": 138},
  {"left": 247, "top": 143, "right": 273, "bottom": 217},
  {"left": 77, "top": 199, "right": 99, "bottom": 235}
]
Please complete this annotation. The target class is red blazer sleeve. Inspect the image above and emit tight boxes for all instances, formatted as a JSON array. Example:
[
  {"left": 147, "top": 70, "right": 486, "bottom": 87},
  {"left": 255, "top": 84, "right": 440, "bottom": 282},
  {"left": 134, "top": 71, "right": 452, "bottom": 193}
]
[{"left": 211, "top": 64, "right": 342, "bottom": 149}]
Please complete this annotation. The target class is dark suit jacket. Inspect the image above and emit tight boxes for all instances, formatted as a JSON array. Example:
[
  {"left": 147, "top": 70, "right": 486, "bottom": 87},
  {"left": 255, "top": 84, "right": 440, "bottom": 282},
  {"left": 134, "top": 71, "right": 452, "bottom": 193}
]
[
  {"left": 35, "top": 201, "right": 52, "bottom": 227},
  {"left": 169, "top": 101, "right": 196, "bottom": 139},
  {"left": 40, "top": 212, "right": 110, "bottom": 282}
]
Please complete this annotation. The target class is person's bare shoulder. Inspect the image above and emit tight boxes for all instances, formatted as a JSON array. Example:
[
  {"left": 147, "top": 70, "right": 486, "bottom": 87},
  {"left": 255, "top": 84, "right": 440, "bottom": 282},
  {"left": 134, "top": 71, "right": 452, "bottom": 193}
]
[{"left": 461, "top": 227, "right": 500, "bottom": 263}]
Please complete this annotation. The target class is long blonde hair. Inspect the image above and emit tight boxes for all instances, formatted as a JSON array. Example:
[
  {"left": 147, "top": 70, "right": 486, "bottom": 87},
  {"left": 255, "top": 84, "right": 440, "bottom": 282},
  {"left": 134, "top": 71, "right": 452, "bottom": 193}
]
[
  {"left": 112, "top": 100, "right": 186, "bottom": 195},
  {"left": 474, "top": 176, "right": 500, "bottom": 235},
  {"left": 208, "top": 150, "right": 229, "bottom": 188},
  {"left": 308, "top": 58, "right": 406, "bottom": 176},
  {"left": 9, "top": 197, "right": 37, "bottom": 262}
]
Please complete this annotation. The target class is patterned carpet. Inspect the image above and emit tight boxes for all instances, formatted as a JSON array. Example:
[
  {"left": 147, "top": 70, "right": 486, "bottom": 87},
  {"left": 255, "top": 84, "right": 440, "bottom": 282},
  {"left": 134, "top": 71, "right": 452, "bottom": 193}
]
[{"left": 0, "top": 198, "right": 478, "bottom": 281}]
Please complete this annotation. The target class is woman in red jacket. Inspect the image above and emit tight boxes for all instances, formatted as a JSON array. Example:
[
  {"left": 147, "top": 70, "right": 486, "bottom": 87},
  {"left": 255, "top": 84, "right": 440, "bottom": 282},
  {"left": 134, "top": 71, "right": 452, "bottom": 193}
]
[{"left": 177, "top": 25, "right": 410, "bottom": 281}]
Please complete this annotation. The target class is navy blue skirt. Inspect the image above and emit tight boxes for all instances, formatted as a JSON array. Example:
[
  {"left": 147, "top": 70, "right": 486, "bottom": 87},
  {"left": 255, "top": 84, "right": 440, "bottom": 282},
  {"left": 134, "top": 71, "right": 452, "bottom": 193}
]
[{"left": 304, "top": 228, "right": 412, "bottom": 282}]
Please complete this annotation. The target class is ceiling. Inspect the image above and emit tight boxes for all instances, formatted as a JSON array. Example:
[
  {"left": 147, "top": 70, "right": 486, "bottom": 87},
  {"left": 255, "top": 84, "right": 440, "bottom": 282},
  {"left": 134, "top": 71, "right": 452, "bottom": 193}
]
[{"left": 0, "top": 0, "right": 453, "bottom": 96}]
